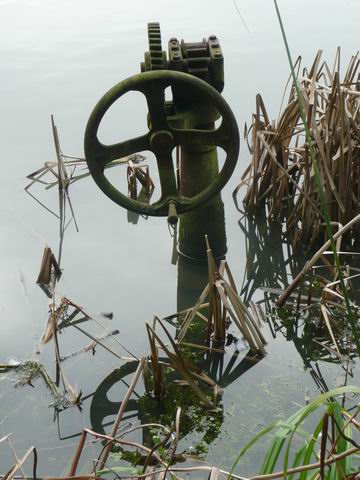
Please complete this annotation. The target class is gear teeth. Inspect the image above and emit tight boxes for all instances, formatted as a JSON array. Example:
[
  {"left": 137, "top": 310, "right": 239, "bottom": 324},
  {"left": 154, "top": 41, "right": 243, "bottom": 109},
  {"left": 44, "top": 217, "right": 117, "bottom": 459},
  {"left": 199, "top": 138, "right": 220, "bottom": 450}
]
[{"left": 147, "top": 22, "right": 166, "bottom": 71}]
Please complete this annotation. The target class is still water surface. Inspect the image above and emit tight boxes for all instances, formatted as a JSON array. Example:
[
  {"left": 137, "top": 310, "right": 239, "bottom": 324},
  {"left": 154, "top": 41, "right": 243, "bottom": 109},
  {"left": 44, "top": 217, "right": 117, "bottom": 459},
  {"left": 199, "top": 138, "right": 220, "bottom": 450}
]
[{"left": 1, "top": 0, "right": 359, "bottom": 475}]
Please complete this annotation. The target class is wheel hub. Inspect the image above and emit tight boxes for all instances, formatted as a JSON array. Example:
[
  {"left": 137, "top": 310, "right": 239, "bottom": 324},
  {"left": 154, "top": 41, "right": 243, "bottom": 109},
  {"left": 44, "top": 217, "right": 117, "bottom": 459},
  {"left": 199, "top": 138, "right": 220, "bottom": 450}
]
[{"left": 150, "top": 130, "right": 174, "bottom": 154}]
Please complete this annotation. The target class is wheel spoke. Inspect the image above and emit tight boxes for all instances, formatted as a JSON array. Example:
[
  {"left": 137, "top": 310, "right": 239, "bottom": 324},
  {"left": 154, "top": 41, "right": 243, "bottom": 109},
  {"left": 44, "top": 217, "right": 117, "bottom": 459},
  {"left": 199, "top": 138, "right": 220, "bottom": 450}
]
[
  {"left": 156, "top": 151, "right": 177, "bottom": 198},
  {"left": 172, "top": 127, "right": 229, "bottom": 150},
  {"left": 99, "top": 134, "right": 150, "bottom": 169},
  {"left": 143, "top": 83, "right": 168, "bottom": 131}
]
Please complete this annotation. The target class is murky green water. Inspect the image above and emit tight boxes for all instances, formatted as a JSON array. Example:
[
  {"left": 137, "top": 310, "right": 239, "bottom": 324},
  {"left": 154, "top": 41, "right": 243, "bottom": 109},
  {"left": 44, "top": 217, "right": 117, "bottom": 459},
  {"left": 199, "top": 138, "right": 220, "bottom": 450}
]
[{"left": 1, "top": 0, "right": 359, "bottom": 476}]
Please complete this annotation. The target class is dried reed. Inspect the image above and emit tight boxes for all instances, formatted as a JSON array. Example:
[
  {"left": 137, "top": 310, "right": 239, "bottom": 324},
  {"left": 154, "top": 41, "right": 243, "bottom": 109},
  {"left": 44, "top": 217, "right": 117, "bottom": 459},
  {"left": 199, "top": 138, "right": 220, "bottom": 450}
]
[
  {"left": 146, "top": 318, "right": 217, "bottom": 408},
  {"left": 236, "top": 50, "right": 360, "bottom": 247},
  {"left": 177, "top": 237, "right": 266, "bottom": 353}
]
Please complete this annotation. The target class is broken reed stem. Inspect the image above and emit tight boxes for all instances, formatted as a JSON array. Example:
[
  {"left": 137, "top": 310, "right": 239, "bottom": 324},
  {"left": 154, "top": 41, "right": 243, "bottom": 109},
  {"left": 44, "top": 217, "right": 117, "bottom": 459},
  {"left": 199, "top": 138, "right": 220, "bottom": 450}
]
[
  {"left": 7, "top": 438, "right": 30, "bottom": 480},
  {"left": 276, "top": 210, "right": 360, "bottom": 306},
  {"left": 68, "top": 431, "right": 87, "bottom": 477},
  {"left": 16, "top": 445, "right": 357, "bottom": 480},
  {"left": 69, "top": 323, "right": 130, "bottom": 362},
  {"left": 5, "top": 447, "right": 37, "bottom": 480},
  {"left": 88, "top": 430, "right": 168, "bottom": 470},
  {"left": 179, "top": 240, "right": 266, "bottom": 353},
  {"left": 96, "top": 358, "right": 145, "bottom": 468},
  {"left": 256, "top": 132, "right": 321, "bottom": 215},
  {"left": 146, "top": 324, "right": 166, "bottom": 398},
  {"left": 1, "top": 477, "right": 101, "bottom": 480},
  {"left": 149, "top": 318, "right": 216, "bottom": 408}
]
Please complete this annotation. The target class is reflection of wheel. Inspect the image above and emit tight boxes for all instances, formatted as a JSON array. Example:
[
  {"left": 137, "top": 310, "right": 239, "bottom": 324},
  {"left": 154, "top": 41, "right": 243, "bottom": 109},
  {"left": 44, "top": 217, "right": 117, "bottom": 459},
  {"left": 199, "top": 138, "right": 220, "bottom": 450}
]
[
  {"left": 90, "top": 360, "right": 224, "bottom": 455},
  {"left": 90, "top": 361, "right": 140, "bottom": 435},
  {"left": 84, "top": 70, "right": 239, "bottom": 218}
]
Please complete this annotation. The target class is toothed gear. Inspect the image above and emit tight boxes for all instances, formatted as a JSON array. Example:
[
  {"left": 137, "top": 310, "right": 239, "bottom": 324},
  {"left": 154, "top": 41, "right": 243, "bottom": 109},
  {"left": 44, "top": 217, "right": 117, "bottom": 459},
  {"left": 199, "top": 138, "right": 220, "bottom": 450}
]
[{"left": 147, "top": 22, "right": 167, "bottom": 70}]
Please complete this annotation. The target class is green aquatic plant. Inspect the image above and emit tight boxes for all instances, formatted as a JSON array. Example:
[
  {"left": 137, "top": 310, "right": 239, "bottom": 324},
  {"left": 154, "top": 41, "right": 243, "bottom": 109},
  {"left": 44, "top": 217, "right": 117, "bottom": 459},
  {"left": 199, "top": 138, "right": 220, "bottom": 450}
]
[{"left": 229, "top": 386, "right": 360, "bottom": 480}]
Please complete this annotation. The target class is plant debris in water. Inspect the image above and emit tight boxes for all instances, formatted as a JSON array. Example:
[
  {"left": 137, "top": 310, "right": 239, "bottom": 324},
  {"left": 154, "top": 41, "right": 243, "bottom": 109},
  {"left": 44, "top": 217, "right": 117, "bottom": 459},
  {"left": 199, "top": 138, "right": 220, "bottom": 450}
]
[{"left": 10, "top": 361, "right": 81, "bottom": 410}]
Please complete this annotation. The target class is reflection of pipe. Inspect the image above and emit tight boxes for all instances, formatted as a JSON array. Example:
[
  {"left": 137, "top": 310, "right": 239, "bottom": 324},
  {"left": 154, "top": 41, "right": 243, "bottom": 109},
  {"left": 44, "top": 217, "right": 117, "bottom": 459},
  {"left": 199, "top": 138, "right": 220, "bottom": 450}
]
[
  {"left": 177, "top": 255, "right": 208, "bottom": 312},
  {"left": 238, "top": 213, "right": 303, "bottom": 303},
  {"left": 179, "top": 120, "right": 227, "bottom": 260},
  {"left": 176, "top": 254, "right": 264, "bottom": 381}
]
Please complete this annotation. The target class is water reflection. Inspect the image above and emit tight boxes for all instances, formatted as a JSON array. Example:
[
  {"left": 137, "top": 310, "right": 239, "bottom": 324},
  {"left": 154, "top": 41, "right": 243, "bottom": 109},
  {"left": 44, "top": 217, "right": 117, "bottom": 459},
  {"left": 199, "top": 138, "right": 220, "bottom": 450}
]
[
  {"left": 270, "top": 300, "right": 356, "bottom": 395},
  {"left": 237, "top": 213, "right": 356, "bottom": 396},
  {"left": 90, "top": 361, "right": 141, "bottom": 436},
  {"left": 238, "top": 211, "right": 304, "bottom": 303},
  {"left": 89, "top": 347, "right": 261, "bottom": 457},
  {"left": 127, "top": 186, "right": 154, "bottom": 224},
  {"left": 88, "top": 243, "right": 264, "bottom": 455}
]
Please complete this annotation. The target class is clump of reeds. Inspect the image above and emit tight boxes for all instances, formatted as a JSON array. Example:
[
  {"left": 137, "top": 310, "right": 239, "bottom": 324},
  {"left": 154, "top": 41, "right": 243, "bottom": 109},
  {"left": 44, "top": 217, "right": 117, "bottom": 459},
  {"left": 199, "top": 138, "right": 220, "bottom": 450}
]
[
  {"left": 236, "top": 49, "right": 360, "bottom": 247},
  {"left": 145, "top": 317, "right": 218, "bottom": 408},
  {"left": 174, "top": 237, "right": 266, "bottom": 353}
]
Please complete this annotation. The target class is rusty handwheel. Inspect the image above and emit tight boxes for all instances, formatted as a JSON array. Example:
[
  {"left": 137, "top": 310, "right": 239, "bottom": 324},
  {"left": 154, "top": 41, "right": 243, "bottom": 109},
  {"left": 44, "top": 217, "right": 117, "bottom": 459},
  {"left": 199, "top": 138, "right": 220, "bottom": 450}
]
[{"left": 84, "top": 70, "right": 239, "bottom": 224}]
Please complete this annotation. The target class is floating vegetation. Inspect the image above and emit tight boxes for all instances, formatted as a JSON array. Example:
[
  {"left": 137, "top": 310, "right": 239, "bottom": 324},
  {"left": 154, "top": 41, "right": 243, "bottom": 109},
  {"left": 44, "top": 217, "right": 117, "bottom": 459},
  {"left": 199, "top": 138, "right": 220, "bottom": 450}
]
[
  {"left": 5, "top": 360, "right": 82, "bottom": 410},
  {"left": 236, "top": 213, "right": 358, "bottom": 388},
  {"left": 269, "top": 270, "right": 360, "bottom": 361},
  {"left": 236, "top": 49, "right": 360, "bottom": 247},
  {"left": 90, "top": 361, "right": 223, "bottom": 461}
]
